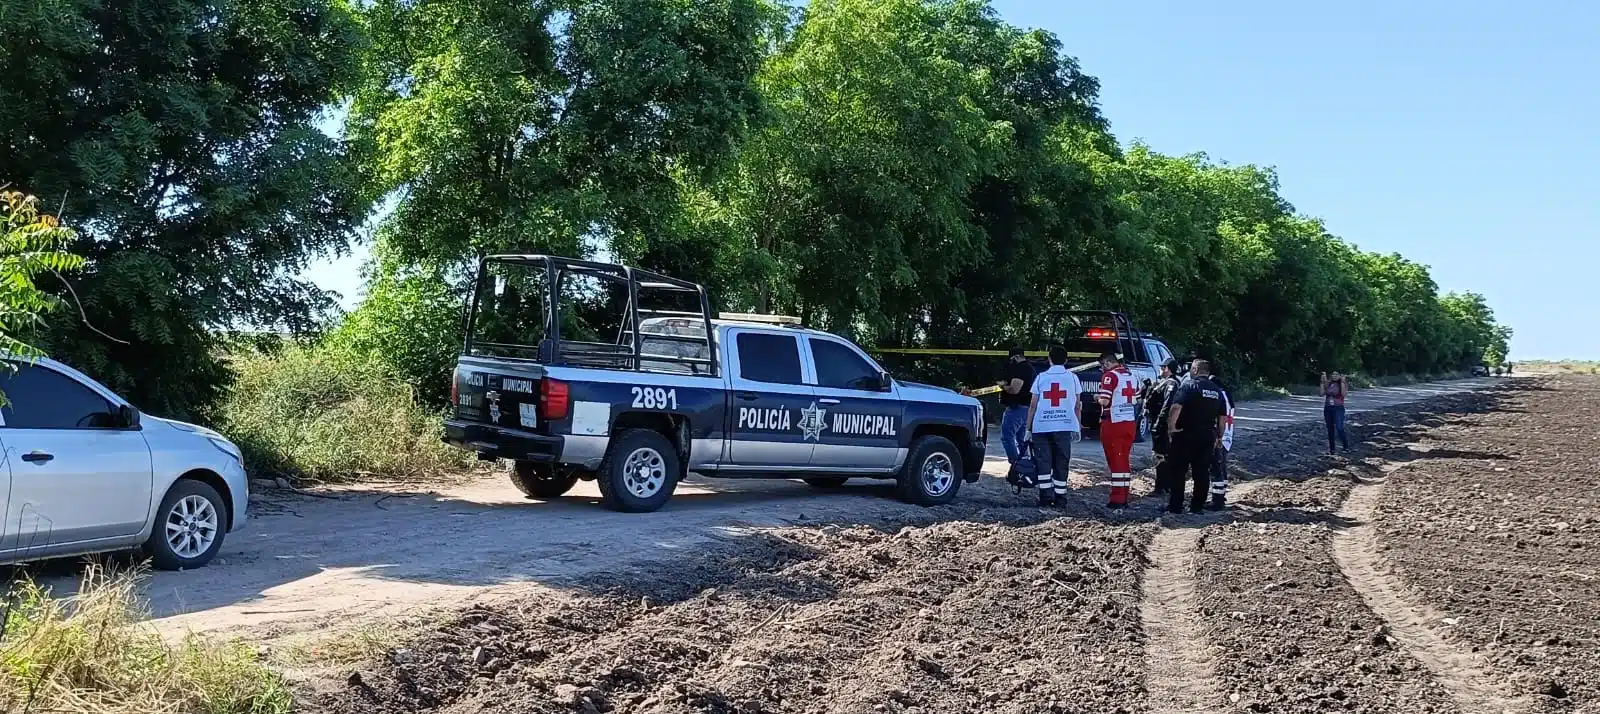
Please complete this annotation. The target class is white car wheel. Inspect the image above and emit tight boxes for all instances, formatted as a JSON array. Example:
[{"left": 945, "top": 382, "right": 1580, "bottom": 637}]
[
  {"left": 166, "top": 494, "right": 219, "bottom": 560},
  {"left": 145, "top": 480, "right": 228, "bottom": 570}
]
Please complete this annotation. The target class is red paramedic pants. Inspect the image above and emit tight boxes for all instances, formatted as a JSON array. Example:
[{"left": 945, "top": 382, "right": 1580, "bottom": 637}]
[{"left": 1100, "top": 419, "right": 1136, "bottom": 506}]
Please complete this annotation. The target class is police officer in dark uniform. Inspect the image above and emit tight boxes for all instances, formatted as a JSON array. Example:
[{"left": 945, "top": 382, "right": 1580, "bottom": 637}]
[
  {"left": 1163, "top": 359, "right": 1228, "bottom": 515},
  {"left": 1144, "top": 358, "right": 1180, "bottom": 497}
]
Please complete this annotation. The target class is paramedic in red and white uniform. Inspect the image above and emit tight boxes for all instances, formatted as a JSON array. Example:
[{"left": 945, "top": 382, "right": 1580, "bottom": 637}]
[
  {"left": 1208, "top": 381, "right": 1236, "bottom": 510},
  {"left": 1096, "top": 351, "right": 1138, "bottom": 508}
]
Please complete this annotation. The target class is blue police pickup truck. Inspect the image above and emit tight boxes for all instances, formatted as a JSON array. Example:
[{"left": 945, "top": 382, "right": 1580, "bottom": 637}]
[{"left": 443, "top": 255, "right": 988, "bottom": 513}]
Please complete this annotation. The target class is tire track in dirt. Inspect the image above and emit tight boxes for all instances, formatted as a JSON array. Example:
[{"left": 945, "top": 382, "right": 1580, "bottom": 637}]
[
  {"left": 1141, "top": 526, "right": 1222, "bottom": 714},
  {"left": 1138, "top": 480, "right": 1269, "bottom": 714},
  {"left": 1332, "top": 465, "right": 1530, "bottom": 714}
]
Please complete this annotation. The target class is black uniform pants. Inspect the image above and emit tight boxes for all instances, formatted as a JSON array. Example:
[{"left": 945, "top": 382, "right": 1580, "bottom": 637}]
[
  {"left": 1153, "top": 454, "right": 1174, "bottom": 493},
  {"left": 1166, "top": 435, "right": 1214, "bottom": 513}
]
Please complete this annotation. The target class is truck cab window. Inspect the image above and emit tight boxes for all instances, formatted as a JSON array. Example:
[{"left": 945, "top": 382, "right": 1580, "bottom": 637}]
[
  {"left": 809, "top": 339, "right": 882, "bottom": 390},
  {"left": 735, "top": 333, "right": 804, "bottom": 385},
  {"left": 0, "top": 364, "right": 118, "bottom": 429}
]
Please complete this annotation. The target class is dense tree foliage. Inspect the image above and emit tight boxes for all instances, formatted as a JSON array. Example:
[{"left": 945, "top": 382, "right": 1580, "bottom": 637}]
[
  {"left": 337, "top": 0, "right": 1507, "bottom": 398},
  {"left": 4, "top": 0, "right": 1508, "bottom": 413},
  {"left": 0, "top": 0, "right": 369, "bottom": 416}
]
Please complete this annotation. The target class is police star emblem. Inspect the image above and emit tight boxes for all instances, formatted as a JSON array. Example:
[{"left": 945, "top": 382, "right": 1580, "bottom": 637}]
[{"left": 797, "top": 401, "right": 828, "bottom": 441}]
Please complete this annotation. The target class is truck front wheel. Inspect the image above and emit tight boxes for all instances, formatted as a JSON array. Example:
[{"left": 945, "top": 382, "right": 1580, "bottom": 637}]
[
  {"left": 509, "top": 461, "right": 580, "bottom": 499},
  {"left": 897, "top": 436, "right": 963, "bottom": 506},
  {"left": 597, "top": 429, "right": 680, "bottom": 513}
]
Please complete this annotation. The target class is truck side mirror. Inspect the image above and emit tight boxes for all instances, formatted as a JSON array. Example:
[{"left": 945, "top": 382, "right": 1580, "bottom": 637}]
[
  {"left": 878, "top": 371, "right": 893, "bottom": 390},
  {"left": 118, "top": 404, "right": 141, "bottom": 429}
]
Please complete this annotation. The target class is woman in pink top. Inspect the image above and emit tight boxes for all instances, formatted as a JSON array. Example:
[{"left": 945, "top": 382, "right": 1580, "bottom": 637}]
[{"left": 1320, "top": 371, "right": 1349, "bottom": 454}]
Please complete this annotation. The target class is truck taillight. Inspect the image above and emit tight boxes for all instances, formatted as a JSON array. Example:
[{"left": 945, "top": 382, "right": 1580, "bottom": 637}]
[
  {"left": 541, "top": 378, "right": 570, "bottom": 420},
  {"left": 450, "top": 370, "right": 459, "bottom": 407}
]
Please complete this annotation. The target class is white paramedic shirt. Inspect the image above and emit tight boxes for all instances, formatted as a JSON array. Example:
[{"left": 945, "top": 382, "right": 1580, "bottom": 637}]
[{"left": 1030, "top": 365, "right": 1083, "bottom": 433}]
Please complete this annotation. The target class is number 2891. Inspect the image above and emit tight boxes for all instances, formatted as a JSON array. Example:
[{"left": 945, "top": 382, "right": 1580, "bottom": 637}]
[{"left": 631, "top": 386, "right": 678, "bottom": 410}]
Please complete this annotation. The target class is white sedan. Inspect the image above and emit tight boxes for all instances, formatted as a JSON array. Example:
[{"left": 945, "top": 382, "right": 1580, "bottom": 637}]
[{"left": 0, "top": 357, "right": 248, "bottom": 569}]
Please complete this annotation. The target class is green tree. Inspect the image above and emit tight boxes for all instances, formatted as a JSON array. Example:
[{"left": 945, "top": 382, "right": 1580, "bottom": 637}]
[
  {"left": 0, "top": 191, "right": 85, "bottom": 361},
  {"left": 0, "top": 0, "right": 370, "bottom": 416},
  {"left": 717, "top": 0, "right": 1113, "bottom": 349},
  {"left": 1440, "top": 291, "right": 1511, "bottom": 367},
  {"left": 348, "top": 0, "right": 776, "bottom": 270}
]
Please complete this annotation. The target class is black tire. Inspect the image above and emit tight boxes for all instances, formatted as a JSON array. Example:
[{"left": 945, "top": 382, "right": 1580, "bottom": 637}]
[
  {"left": 596, "top": 429, "right": 680, "bottom": 513},
  {"left": 143, "top": 479, "right": 228, "bottom": 571},
  {"left": 896, "top": 436, "right": 963, "bottom": 506},
  {"left": 804, "top": 477, "right": 850, "bottom": 489},
  {"left": 509, "top": 461, "right": 580, "bottom": 499},
  {"left": 1134, "top": 410, "right": 1151, "bottom": 443}
]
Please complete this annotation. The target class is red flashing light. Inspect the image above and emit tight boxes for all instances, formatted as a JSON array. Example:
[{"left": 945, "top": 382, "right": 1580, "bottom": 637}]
[
  {"left": 1085, "top": 328, "right": 1116, "bottom": 339},
  {"left": 541, "top": 378, "right": 570, "bottom": 421}
]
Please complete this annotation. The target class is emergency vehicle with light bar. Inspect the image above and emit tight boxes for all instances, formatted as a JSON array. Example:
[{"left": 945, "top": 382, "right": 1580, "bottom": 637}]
[
  {"left": 1055, "top": 312, "right": 1176, "bottom": 441},
  {"left": 877, "top": 311, "right": 1176, "bottom": 441},
  {"left": 443, "top": 255, "right": 987, "bottom": 513}
]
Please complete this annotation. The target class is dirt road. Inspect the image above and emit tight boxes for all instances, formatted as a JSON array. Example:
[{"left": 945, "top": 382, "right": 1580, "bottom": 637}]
[{"left": 137, "top": 379, "right": 1491, "bottom": 641}]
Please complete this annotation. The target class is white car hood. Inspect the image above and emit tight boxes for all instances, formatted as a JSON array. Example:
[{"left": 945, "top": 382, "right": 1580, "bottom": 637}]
[{"left": 148, "top": 415, "right": 227, "bottom": 440}]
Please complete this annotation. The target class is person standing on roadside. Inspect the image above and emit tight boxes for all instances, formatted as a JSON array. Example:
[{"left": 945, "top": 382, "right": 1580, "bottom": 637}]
[
  {"left": 1164, "top": 360, "right": 1227, "bottom": 515},
  {"left": 1208, "top": 377, "right": 1236, "bottom": 510},
  {"left": 1024, "top": 345, "right": 1083, "bottom": 507},
  {"left": 1096, "top": 351, "right": 1138, "bottom": 508},
  {"left": 1321, "top": 370, "right": 1350, "bottom": 454},
  {"left": 1144, "top": 359, "right": 1180, "bottom": 498},
  {"left": 998, "top": 347, "right": 1036, "bottom": 466}
]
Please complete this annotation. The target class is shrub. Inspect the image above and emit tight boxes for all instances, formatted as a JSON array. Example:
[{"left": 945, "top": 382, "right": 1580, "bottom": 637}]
[
  {"left": 217, "top": 345, "right": 472, "bottom": 482},
  {"left": 0, "top": 567, "right": 291, "bottom": 714},
  {"left": 321, "top": 260, "right": 462, "bottom": 407}
]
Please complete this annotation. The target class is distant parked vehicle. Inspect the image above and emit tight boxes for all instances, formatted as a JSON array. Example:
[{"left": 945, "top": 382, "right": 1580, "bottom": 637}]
[
  {"left": 0, "top": 357, "right": 248, "bottom": 569},
  {"left": 1472, "top": 364, "right": 1490, "bottom": 377}
]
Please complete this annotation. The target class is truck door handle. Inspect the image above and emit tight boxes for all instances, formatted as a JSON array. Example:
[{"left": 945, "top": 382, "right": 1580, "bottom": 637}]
[
  {"left": 734, "top": 391, "right": 759, "bottom": 401},
  {"left": 21, "top": 451, "right": 53, "bottom": 464},
  {"left": 819, "top": 398, "right": 840, "bottom": 405}
]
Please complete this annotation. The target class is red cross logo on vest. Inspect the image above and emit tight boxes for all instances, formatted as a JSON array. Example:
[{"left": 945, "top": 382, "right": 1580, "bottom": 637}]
[
  {"left": 1042, "top": 382, "right": 1069, "bottom": 407},
  {"left": 1120, "top": 379, "right": 1139, "bottom": 402}
]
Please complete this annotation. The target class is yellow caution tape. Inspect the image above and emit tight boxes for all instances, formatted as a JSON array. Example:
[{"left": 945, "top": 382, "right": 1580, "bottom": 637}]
[
  {"left": 875, "top": 348, "right": 1102, "bottom": 359},
  {"left": 966, "top": 385, "right": 1003, "bottom": 397}
]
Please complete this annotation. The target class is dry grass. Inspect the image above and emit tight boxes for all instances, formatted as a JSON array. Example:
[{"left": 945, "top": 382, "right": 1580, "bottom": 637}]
[
  {"left": 0, "top": 567, "right": 291, "bottom": 714},
  {"left": 217, "top": 346, "right": 476, "bottom": 483},
  {"left": 1518, "top": 360, "right": 1600, "bottom": 375},
  {"left": 270, "top": 617, "right": 424, "bottom": 670}
]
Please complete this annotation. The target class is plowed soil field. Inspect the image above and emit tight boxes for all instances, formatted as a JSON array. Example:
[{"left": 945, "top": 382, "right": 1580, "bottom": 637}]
[{"left": 307, "top": 377, "right": 1597, "bottom": 714}]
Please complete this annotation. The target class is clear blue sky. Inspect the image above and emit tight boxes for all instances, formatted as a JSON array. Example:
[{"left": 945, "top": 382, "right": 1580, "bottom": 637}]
[{"left": 304, "top": 0, "right": 1597, "bottom": 360}]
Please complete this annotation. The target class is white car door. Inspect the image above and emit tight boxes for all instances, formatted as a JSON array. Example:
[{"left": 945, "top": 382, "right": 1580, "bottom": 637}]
[{"left": 0, "top": 362, "right": 153, "bottom": 553}]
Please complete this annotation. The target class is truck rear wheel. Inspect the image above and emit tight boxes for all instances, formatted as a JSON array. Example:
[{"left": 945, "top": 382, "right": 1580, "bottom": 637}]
[
  {"left": 896, "top": 436, "right": 963, "bottom": 506},
  {"left": 509, "top": 461, "right": 580, "bottom": 499},
  {"left": 597, "top": 429, "right": 680, "bottom": 513}
]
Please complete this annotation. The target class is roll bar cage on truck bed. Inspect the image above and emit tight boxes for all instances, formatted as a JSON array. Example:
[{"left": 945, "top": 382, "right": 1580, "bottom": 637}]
[
  {"left": 448, "top": 255, "right": 988, "bottom": 513},
  {"left": 462, "top": 255, "right": 719, "bottom": 375}
]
